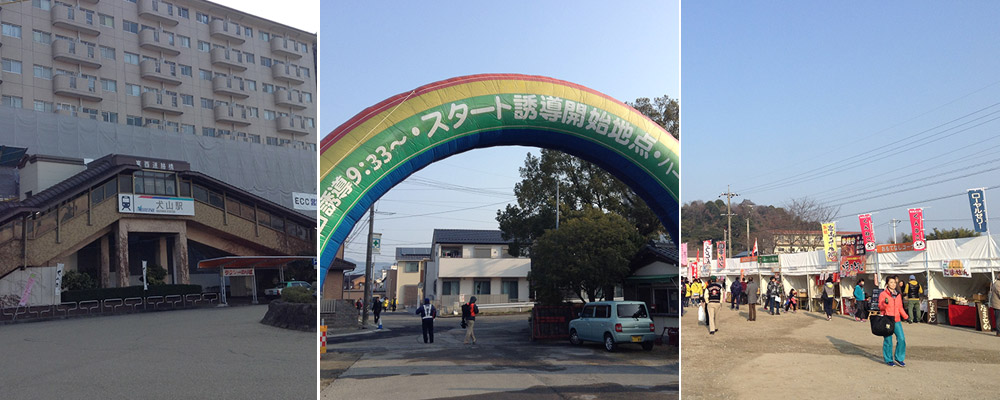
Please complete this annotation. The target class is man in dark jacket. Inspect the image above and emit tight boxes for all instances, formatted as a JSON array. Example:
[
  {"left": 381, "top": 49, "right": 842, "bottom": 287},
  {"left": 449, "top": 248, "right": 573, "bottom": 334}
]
[
  {"left": 745, "top": 277, "right": 758, "bottom": 321},
  {"left": 705, "top": 276, "right": 724, "bottom": 334},
  {"left": 371, "top": 296, "right": 383, "bottom": 328},
  {"left": 730, "top": 279, "right": 743, "bottom": 310},
  {"left": 462, "top": 296, "right": 480, "bottom": 344},
  {"left": 415, "top": 298, "right": 437, "bottom": 343}
]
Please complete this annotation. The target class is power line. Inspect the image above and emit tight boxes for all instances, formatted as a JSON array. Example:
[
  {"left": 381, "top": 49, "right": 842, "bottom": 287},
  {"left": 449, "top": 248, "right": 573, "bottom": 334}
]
[{"left": 832, "top": 184, "right": 1000, "bottom": 220}]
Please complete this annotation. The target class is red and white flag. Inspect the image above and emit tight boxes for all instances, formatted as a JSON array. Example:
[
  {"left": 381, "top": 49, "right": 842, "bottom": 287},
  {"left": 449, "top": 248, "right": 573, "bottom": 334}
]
[
  {"left": 909, "top": 208, "right": 926, "bottom": 251},
  {"left": 752, "top": 239, "right": 759, "bottom": 256},
  {"left": 858, "top": 214, "right": 876, "bottom": 252}
]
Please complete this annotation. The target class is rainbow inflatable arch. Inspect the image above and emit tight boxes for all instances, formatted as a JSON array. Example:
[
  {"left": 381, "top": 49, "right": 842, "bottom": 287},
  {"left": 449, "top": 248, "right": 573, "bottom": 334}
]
[{"left": 319, "top": 74, "right": 679, "bottom": 287}]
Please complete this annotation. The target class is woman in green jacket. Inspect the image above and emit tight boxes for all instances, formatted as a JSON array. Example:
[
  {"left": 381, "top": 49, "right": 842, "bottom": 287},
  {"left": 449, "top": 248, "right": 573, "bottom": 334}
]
[{"left": 854, "top": 278, "right": 867, "bottom": 322}]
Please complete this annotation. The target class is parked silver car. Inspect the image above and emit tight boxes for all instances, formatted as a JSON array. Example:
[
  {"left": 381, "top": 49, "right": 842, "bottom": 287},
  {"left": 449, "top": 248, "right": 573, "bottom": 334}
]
[{"left": 569, "top": 301, "right": 656, "bottom": 351}]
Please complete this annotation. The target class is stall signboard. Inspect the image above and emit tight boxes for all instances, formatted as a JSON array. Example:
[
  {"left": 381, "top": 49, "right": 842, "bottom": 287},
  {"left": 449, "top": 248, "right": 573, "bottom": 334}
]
[
  {"left": 841, "top": 234, "right": 865, "bottom": 256},
  {"left": 840, "top": 255, "right": 866, "bottom": 277},
  {"left": 821, "top": 222, "right": 838, "bottom": 262},
  {"left": 717, "top": 241, "right": 726, "bottom": 270},
  {"left": 858, "top": 214, "right": 876, "bottom": 252},
  {"left": 224, "top": 268, "right": 255, "bottom": 277},
  {"left": 739, "top": 255, "right": 758, "bottom": 262},
  {"left": 941, "top": 260, "right": 971, "bottom": 278},
  {"left": 876, "top": 242, "right": 913, "bottom": 253},
  {"left": 968, "top": 188, "right": 989, "bottom": 233},
  {"left": 758, "top": 254, "right": 778, "bottom": 264},
  {"left": 703, "top": 240, "right": 713, "bottom": 262},
  {"left": 870, "top": 288, "right": 883, "bottom": 311},
  {"left": 909, "top": 208, "right": 926, "bottom": 251}
]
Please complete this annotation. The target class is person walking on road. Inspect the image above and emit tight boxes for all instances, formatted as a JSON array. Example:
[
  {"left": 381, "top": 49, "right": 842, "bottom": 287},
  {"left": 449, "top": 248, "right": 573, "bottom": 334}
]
[
  {"left": 904, "top": 275, "right": 923, "bottom": 323},
  {"left": 392, "top": 298, "right": 398, "bottom": 312},
  {"left": 371, "top": 296, "right": 383, "bottom": 328},
  {"left": 879, "top": 275, "right": 909, "bottom": 367},
  {"left": 705, "top": 276, "right": 724, "bottom": 334},
  {"left": 690, "top": 279, "right": 703, "bottom": 306},
  {"left": 854, "top": 278, "right": 868, "bottom": 322},
  {"left": 822, "top": 277, "right": 836, "bottom": 321},
  {"left": 730, "top": 278, "right": 743, "bottom": 311},
  {"left": 462, "top": 296, "right": 480, "bottom": 344},
  {"left": 415, "top": 298, "right": 437, "bottom": 343},
  {"left": 990, "top": 275, "right": 1000, "bottom": 337},
  {"left": 745, "top": 277, "right": 758, "bottom": 321}
]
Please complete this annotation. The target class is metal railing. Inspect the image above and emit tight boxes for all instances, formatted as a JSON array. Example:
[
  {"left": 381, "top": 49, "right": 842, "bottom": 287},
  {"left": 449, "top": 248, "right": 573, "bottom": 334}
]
[{"left": 0, "top": 293, "right": 222, "bottom": 322}]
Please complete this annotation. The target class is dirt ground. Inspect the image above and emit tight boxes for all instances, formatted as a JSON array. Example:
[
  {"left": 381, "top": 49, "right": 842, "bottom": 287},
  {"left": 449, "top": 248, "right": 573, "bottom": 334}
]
[{"left": 681, "top": 304, "right": 1000, "bottom": 399}]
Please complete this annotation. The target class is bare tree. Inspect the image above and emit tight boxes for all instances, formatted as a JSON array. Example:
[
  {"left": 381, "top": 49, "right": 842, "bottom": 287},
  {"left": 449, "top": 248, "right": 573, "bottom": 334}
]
[{"left": 784, "top": 197, "right": 840, "bottom": 223}]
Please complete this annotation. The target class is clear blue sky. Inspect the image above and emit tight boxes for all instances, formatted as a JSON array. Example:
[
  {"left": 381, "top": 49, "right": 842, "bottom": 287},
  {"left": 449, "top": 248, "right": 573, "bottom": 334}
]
[
  {"left": 682, "top": 1, "right": 1000, "bottom": 242},
  {"left": 320, "top": 1, "right": 680, "bottom": 266}
]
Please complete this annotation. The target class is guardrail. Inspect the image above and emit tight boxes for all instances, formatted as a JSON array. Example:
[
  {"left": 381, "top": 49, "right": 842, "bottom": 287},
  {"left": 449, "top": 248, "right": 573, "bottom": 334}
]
[{"left": 0, "top": 293, "right": 226, "bottom": 323}]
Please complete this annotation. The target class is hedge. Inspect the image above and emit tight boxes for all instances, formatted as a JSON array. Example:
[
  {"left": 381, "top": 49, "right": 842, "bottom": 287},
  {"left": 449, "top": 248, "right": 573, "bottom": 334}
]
[{"left": 61, "top": 284, "right": 203, "bottom": 303}]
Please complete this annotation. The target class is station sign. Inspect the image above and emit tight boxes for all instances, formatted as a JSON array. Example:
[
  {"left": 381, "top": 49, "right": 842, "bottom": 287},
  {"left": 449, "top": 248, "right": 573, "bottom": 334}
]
[{"left": 118, "top": 194, "right": 195, "bottom": 216}]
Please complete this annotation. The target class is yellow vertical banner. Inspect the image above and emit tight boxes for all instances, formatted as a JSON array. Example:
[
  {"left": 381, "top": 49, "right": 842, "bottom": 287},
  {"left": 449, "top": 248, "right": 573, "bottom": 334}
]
[{"left": 821, "top": 222, "right": 838, "bottom": 263}]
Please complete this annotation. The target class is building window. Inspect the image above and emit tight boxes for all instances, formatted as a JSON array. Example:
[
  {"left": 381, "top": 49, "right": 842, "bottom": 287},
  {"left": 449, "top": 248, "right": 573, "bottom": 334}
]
[
  {"left": 202, "top": 127, "right": 216, "bottom": 137},
  {"left": 474, "top": 279, "right": 491, "bottom": 295},
  {"left": 32, "top": 0, "right": 52, "bottom": 10},
  {"left": 123, "top": 20, "right": 138, "bottom": 34},
  {"left": 133, "top": 171, "right": 177, "bottom": 195},
  {"left": 265, "top": 136, "right": 279, "bottom": 146},
  {"left": 305, "top": 117, "right": 315, "bottom": 128},
  {"left": 102, "top": 111, "right": 118, "bottom": 123},
  {"left": 248, "top": 134, "right": 261, "bottom": 144},
  {"left": 81, "top": 108, "right": 98, "bottom": 120},
  {"left": 260, "top": 57, "right": 272, "bottom": 67},
  {"left": 179, "top": 65, "right": 192, "bottom": 76},
  {"left": 501, "top": 279, "right": 519, "bottom": 300},
  {"left": 180, "top": 94, "right": 193, "bottom": 106},
  {"left": 33, "top": 30, "right": 51, "bottom": 44},
  {"left": 126, "top": 115, "right": 142, "bottom": 126},
  {"left": 196, "top": 12, "right": 209, "bottom": 24},
  {"left": 2, "top": 96, "right": 23, "bottom": 108},
  {"left": 404, "top": 262, "right": 419, "bottom": 273},
  {"left": 247, "top": 107, "right": 258, "bottom": 118},
  {"left": 473, "top": 247, "right": 492, "bottom": 258},
  {"left": 2, "top": 23, "right": 21, "bottom": 39},
  {"left": 262, "top": 83, "right": 274, "bottom": 93},
  {"left": 197, "top": 41, "right": 210, "bottom": 52},
  {"left": 200, "top": 98, "right": 213, "bottom": 109},
  {"left": 2, "top": 59, "right": 22, "bottom": 74},
  {"left": 244, "top": 27, "right": 252, "bottom": 37},
  {"left": 101, "top": 79, "right": 116, "bottom": 92},
  {"left": 178, "top": 7, "right": 189, "bottom": 18},
  {"left": 126, "top": 84, "right": 140, "bottom": 96},
  {"left": 303, "top": 92, "right": 313, "bottom": 103},
  {"left": 199, "top": 69, "right": 212, "bottom": 81},
  {"left": 262, "top": 110, "right": 276, "bottom": 120},
  {"left": 34, "top": 100, "right": 53, "bottom": 113},
  {"left": 98, "top": 45, "right": 115, "bottom": 60},
  {"left": 244, "top": 53, "right": 255, "bottom": 64},
  {"left": 246, "top": 80, "right": 257, "bottom": 91},
  {"left": 124, "top": 52, "right": 139, "bottom": 65},
  {"left": 33, "top": 65, "right": 52, "bottom": 80},
  {"left": 259, "top": 31, "right": 270, "bottom": 41},
  {"left": 441, "top": 280, "right": 459, "bottom": 296},
  {"left": 441, "top": 246, "right": 462, "bottom": 258},
  {"left": 99, "top": 14, "right": 114, "bottom": 28}
]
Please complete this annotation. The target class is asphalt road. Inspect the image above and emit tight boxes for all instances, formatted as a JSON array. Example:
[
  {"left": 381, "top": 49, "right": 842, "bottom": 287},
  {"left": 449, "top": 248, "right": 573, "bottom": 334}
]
[
  {"left": 322, "top": 311, "right": 678, "bottom": 400},
  {"left": 0, "top": 305, "right": 315, "bottom": 400}
]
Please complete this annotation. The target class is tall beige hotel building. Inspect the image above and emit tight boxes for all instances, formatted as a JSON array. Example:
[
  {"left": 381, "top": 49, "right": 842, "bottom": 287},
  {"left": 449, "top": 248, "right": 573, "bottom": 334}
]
[{"left": 0, "top": 0, "right": 317, "bottom": 205}]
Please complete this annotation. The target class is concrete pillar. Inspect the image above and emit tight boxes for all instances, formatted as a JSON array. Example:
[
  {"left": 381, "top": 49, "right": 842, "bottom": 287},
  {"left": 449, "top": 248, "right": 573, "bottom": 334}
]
[
  {"left": 116, "top": 222, "right": 130, "bottom": 288},
  {"left": 100, "top": 235, "right": 110, "bottom": 288},
  {"left": 173, "top": 232, "right": 189, "bottom": 284}
]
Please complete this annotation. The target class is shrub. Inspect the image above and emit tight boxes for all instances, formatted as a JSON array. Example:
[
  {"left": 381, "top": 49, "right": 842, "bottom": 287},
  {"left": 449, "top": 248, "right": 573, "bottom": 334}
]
[
  {"left": 144, "top": 264, "right": 167, "bottom": 286},
  {"left": 62, "top": 270, "right": 97, "bottom": 291},
  {"left": 62, "top": 284, "right": 203, "bottom": 303},
  {"left": 280, "top": 286, "right": 315, "bottom": 303}
]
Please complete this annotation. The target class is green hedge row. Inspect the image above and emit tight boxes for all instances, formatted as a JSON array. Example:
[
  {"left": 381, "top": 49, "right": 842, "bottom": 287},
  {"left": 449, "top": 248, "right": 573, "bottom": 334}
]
[{"left": 61, "top": 284, "right": 203, "bottom": 303}]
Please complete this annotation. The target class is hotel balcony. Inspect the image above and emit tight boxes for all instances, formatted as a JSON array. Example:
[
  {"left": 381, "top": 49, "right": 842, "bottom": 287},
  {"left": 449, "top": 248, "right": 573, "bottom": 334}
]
[
  {"left": 271, "top": 64, "right": 305, "bottom": 85},
  {"left": 210, "top": 20, "right": 245, "bottom": 44},
  {"left": 211, "top": 76, "right": 250, "bottom": 99},
  {"left": 139, "top": 60, "right": 182, "bottom": 86},
  {"left": 270, "top": 37, "right": 303, "bottom": 59},
  {"left": 138, "top": 29, "right": 180, "bottom": 56},
  {"left": 214, "top": 105, "right": 251, "bottom": 126},
  {"left": 274, "top": 88, "right": 307, "bottom": 110},
  {"left": 53, "top": 74, "right": 103, "bottom": 102},
  {"left": 52, "top": 40, "right": 102, "bottom": 69},
  {"left": 276, "top": 115, "right": 311, "bottom": 136},
  {"left": 51, "top": 4, "right": 101, "bottom": 36},
  {"left": 79, "top": 0, "right": 99, "bottom": 4},
  {"left": 141, "top": 92, "right": 183, "bottom": 115},
  {"left": 138, "top": 0, "right": 179, "bottom": 27},
  {"left": 210, "top": 48, "right": 248, "bottom": 71}
]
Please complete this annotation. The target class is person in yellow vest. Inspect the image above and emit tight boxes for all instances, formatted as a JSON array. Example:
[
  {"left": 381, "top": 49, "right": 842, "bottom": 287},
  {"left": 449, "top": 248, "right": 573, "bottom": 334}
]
[
  {"left": 690, "top": 279, "right": 703, "bottom": 306},
  {"left": 903, "top": 275, "right": 923, "bottom": 323}
]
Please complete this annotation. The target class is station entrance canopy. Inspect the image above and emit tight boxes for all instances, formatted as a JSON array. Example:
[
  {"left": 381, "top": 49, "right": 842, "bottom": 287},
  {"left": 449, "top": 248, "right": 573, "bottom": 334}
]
[{"left": 198, "top": 256, "right": 316, "bottom": 304}]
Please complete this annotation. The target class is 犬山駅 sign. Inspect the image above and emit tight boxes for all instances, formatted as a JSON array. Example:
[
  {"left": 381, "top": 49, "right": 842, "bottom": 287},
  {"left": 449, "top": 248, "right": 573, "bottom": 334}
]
[
  {"left": 118, "top": 194, "right": 194, "bottom": 216},
  {"left": 941, "top": 260, "right": 971, "bottom": 278},
  {"left": 876, "top": 242, "right": 914, "bottom": 253},
  {"left": 224, "top": 268, "right": 255, "bottom": 277}
]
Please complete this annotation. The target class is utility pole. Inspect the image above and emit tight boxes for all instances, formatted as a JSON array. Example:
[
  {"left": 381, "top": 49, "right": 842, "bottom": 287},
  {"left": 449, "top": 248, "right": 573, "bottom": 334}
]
[
  {"left": 891, "top": 219, "right": 901, "bottom": 244},
  {"left": 555, "top": 182, "right": 560, "bottom": 229},
  {"left": 362, "top": 206, "right": 375, "bottom": 328},
  {"left": 720, "top": 185, "right": 740, "bottom": 257}
]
